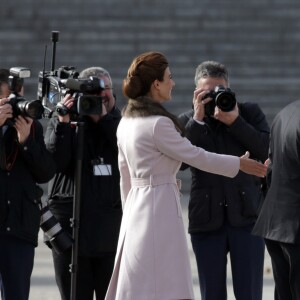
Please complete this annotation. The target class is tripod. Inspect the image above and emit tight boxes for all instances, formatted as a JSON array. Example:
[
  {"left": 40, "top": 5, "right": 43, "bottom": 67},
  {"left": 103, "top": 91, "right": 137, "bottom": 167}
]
[{"left": 69, "top": 121, "right": 85, "bottom": 300}]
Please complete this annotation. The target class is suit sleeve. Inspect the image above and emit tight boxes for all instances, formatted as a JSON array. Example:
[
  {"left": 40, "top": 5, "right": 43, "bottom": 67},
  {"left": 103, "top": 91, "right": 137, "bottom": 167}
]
[{"left": 153, "top": 117, "right": 240, "bottom": 178}]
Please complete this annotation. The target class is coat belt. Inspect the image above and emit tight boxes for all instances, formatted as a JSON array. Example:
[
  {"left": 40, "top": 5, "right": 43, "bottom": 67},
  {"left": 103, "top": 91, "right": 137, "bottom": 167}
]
[{"left": 131, "top": 174, "right": 181, "bottom": 190}]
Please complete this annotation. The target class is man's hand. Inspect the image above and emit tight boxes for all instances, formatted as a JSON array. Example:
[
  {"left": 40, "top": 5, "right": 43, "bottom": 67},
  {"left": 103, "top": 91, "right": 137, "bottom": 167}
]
[
  {"left": 214, "top": 102, "right": 239, "bottom": 126},
  {"left": 193, "top": 88, "right": 213, "bottom": 121},
  {"left": 14, "top": 115, "right": 33, "bottom": 144},
  {"left": 0, "top": 98, "right": 13, "bottom": 126},
  {"left": 58, "top": 94, "right": 74, "bottom": 123}
]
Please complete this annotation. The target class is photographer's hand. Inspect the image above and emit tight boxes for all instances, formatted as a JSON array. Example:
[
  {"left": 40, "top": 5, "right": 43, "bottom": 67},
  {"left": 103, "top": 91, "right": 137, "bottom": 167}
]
[
  {"left": 0, "top": 98, "right": 13, "bottom": 126},
  {"left": 14, "top": 115, "right": 33, "bottom": 144},
  {"left": 58, "top": 94, "right": 74, "bottom": 123},
  {"left": 193, "top": 89, "right": 212, "bottom": 121},
  {"left": 214, "top": 102, "right": 239, "bottom": 126}
]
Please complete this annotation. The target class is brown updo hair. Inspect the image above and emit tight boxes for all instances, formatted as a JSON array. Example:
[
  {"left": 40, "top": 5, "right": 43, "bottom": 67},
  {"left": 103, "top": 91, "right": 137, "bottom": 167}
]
[{"left": 123, "top": 51, "right": 169, "bottom": 99}]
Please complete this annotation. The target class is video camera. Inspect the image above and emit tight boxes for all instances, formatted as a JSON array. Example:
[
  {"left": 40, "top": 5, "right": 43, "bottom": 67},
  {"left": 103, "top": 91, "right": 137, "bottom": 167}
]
[
  {"left": 203, "top": 85, "right": 236, "bottom": 116},
  {"left": 56, "top": 77, "right": 105, "bottom": 116},
  {"left": 38, "top": 31, "right": 104, "bottom": 117},
  {"left": 7, "top": 67, "right": 44, "bottom": 121}
]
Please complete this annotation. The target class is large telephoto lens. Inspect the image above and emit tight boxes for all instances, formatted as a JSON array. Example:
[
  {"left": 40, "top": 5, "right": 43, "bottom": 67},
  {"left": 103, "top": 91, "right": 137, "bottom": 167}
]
[{"left": 17, "top": 99, "right": 44, "bottom": 119}]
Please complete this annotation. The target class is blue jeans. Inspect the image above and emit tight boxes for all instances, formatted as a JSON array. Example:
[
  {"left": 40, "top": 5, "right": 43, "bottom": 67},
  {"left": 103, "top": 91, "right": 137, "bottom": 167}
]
[
  {"left": 0, "top": 235, "right": 34, "bottom": 300},
  {"left": 191, "top": 222, "right": 264, "bottom": 300}
]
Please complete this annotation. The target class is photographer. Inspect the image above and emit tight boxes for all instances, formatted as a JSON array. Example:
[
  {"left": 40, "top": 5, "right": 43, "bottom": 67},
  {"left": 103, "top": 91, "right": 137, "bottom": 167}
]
[
  {"left": 0, "top": 69, "right": 55, "bottom": 300},
  {"left": 178, "top": 61, "right": 270, "bottom": 300},
  {"left": 45, "top": 67, "right": 122, "bottom": 300}
]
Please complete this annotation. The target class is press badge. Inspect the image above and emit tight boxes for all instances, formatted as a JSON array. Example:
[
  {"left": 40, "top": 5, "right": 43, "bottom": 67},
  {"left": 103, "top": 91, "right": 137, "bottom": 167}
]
[{"left": 92, "top": 157, "right": 112, "bottom": 176}]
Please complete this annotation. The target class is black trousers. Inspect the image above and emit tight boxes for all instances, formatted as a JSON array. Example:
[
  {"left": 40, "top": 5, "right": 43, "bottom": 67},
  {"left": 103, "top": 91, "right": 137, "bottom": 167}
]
[
  {"left": 52, "top": 248, "right": 115, "bottom": 300},
  {"left": 0, "top": 235, "right": 34, "bottom": 300},
  {"left": 265, "top": 239, "right": 300, "bottom": 300},
  {"left": 191, "top": 222, "right": 265, "bottom": 300}
]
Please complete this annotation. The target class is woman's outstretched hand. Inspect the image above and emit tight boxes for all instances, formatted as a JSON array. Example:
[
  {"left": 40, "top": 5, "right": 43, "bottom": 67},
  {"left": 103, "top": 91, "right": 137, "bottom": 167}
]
[{"left": 239, "top": 151, "right": 267, "bottom": 178}]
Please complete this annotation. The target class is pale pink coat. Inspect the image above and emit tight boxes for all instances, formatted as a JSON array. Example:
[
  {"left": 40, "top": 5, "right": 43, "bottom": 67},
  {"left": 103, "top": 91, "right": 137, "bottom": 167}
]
[{"left": 105, "top": 116, "right": 239, "bottom": 300}]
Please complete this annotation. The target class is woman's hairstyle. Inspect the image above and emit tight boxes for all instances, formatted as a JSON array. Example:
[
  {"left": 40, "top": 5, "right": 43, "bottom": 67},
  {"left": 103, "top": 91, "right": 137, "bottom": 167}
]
[
  {"left": 122, "top": 51, "right": 184, "bottom": 134},
  {"left": 123, "top": 51, "right": 168, "bottom": 99}
]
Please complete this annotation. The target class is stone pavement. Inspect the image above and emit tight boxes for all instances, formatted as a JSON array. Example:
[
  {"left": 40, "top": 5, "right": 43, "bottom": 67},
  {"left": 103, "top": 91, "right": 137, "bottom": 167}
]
[{"left": 27, "top": 194, "right": 275, "bottom": 300}]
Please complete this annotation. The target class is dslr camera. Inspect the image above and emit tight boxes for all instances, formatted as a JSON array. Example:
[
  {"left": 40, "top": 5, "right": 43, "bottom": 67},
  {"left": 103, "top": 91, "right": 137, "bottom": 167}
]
[
  {"left": 40, "top": 201, "right": 73, "bottom": 254},
  {"left": 203, "top": 85, "right": 236, "bottom": 116},
  {"left": 34, "top": 185, "right": 73, "bottom": 254},
  {"left": 7, "top": 67, "right": 44, "bottom": 122}
]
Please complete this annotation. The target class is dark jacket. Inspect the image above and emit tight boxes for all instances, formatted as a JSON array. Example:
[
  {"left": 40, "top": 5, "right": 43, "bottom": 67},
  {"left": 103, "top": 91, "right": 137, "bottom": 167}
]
[
  {"left": 45, "top": 107, "right": 122, "bottom": 256},
  {"left": 178, "top": 102, "right": 270, "bottom": 233},
  {"left": 253, "top": 100, "right": 300, "bottom": 244},
  {"left": 0, "top": 121, "right": 55, "bottom": 246}
]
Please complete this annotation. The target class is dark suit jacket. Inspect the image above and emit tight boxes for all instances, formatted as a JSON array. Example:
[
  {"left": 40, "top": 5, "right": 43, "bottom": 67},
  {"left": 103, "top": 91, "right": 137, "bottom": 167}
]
[{"left": 253, "top": 100, "right": 300, "bottom": 244}]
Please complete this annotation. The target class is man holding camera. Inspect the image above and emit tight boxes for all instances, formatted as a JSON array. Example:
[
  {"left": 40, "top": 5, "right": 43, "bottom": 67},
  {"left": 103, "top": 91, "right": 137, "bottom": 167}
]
[
  {"left": 0, "top": 68, "right": 55, "bottom": 300},
  {"left": 45, "top": 67, "right": 122, "bottom": 300},
  {"left": 178, "top": 61, "right": 270, "bottom": 300}
]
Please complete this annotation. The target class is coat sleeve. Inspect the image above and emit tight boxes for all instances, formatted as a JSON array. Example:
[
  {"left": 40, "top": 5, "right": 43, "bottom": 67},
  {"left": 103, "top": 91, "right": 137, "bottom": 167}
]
[
  {"left": 178, "top": 110, "right": 208, "bottom": 170},
  {"left": 153, "top": 117, "right": 240, "bottom": 178},
  {"left": 19, "top": 120, "right": 56, "bottom": 183},
  {"left": 227, "top": 103, "right": 270, "bottom": 161},
  {"left": 117, "top": 140, "right": 131, "bottom": 209}
]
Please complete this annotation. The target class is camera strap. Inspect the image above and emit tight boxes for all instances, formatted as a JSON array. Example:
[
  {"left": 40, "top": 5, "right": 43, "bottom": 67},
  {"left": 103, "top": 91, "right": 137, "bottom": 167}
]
[{"left": 0, "top": 123, "right": 35, "bottom": 171}]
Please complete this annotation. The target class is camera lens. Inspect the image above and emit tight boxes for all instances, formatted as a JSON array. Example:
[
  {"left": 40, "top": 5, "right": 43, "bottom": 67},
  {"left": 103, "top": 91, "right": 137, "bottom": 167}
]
[
  {"left": 215, "top": 92, "right": 236, "bottom": 112},
  {"left": 23, "top": 100, "right": 44, "bottom": 119}
]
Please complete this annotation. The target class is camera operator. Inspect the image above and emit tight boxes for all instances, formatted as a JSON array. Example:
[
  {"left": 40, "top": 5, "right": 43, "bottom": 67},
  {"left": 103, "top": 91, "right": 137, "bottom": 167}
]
[
  {"left": 0, "top": 69, "right": 55, "bottom": 300},
  {"left": 45, "top": 67, "right": 122, "bottom": 300},
  {"left": 178, "top": 61, "right": 270, "bottom": 300}
]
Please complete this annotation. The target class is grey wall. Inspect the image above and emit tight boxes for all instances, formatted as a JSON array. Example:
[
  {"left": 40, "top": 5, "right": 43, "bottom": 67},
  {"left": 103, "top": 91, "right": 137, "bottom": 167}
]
[
  {"left": 1, "top": 0, "right": 299, "bottom": 191},
  {"left": 1, "top": 0, "right": 300, "bottom": 124}
]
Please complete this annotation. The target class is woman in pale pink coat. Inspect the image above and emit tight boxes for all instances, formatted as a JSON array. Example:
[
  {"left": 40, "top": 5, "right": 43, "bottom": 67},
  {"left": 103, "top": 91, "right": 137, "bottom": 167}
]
[{"left": 104, "top": 52, "right": 267, "bottom": 300}]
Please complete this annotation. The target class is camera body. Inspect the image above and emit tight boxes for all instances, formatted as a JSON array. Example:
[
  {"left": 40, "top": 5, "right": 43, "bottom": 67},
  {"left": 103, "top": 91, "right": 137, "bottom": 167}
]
[
  {"left": 40, "top": 202, "right": 73, "bottom": 254},
  {"left": 7, "top": 67, "right": 44, "bottom": 121},
  {"left": 32, "top": 184, "right": 73, "bottom": 254},
  {"left": 203, "top": 85, "right": 236, "bottom": 116}
]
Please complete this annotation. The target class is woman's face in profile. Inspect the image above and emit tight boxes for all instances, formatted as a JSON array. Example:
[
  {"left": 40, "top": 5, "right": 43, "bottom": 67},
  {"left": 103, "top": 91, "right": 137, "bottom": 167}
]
[{"left": 156, "top": 67, "right": 175, "bottom": 102}]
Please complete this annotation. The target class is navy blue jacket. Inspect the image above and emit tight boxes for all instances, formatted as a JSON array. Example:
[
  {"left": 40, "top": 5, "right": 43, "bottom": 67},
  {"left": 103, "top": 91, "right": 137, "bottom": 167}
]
[
  {"left": 178, "top": 102, "right": 270, "bottom": 233},
  {"left": 0, "top": 121, "right": 55, "bottom": 246}
]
